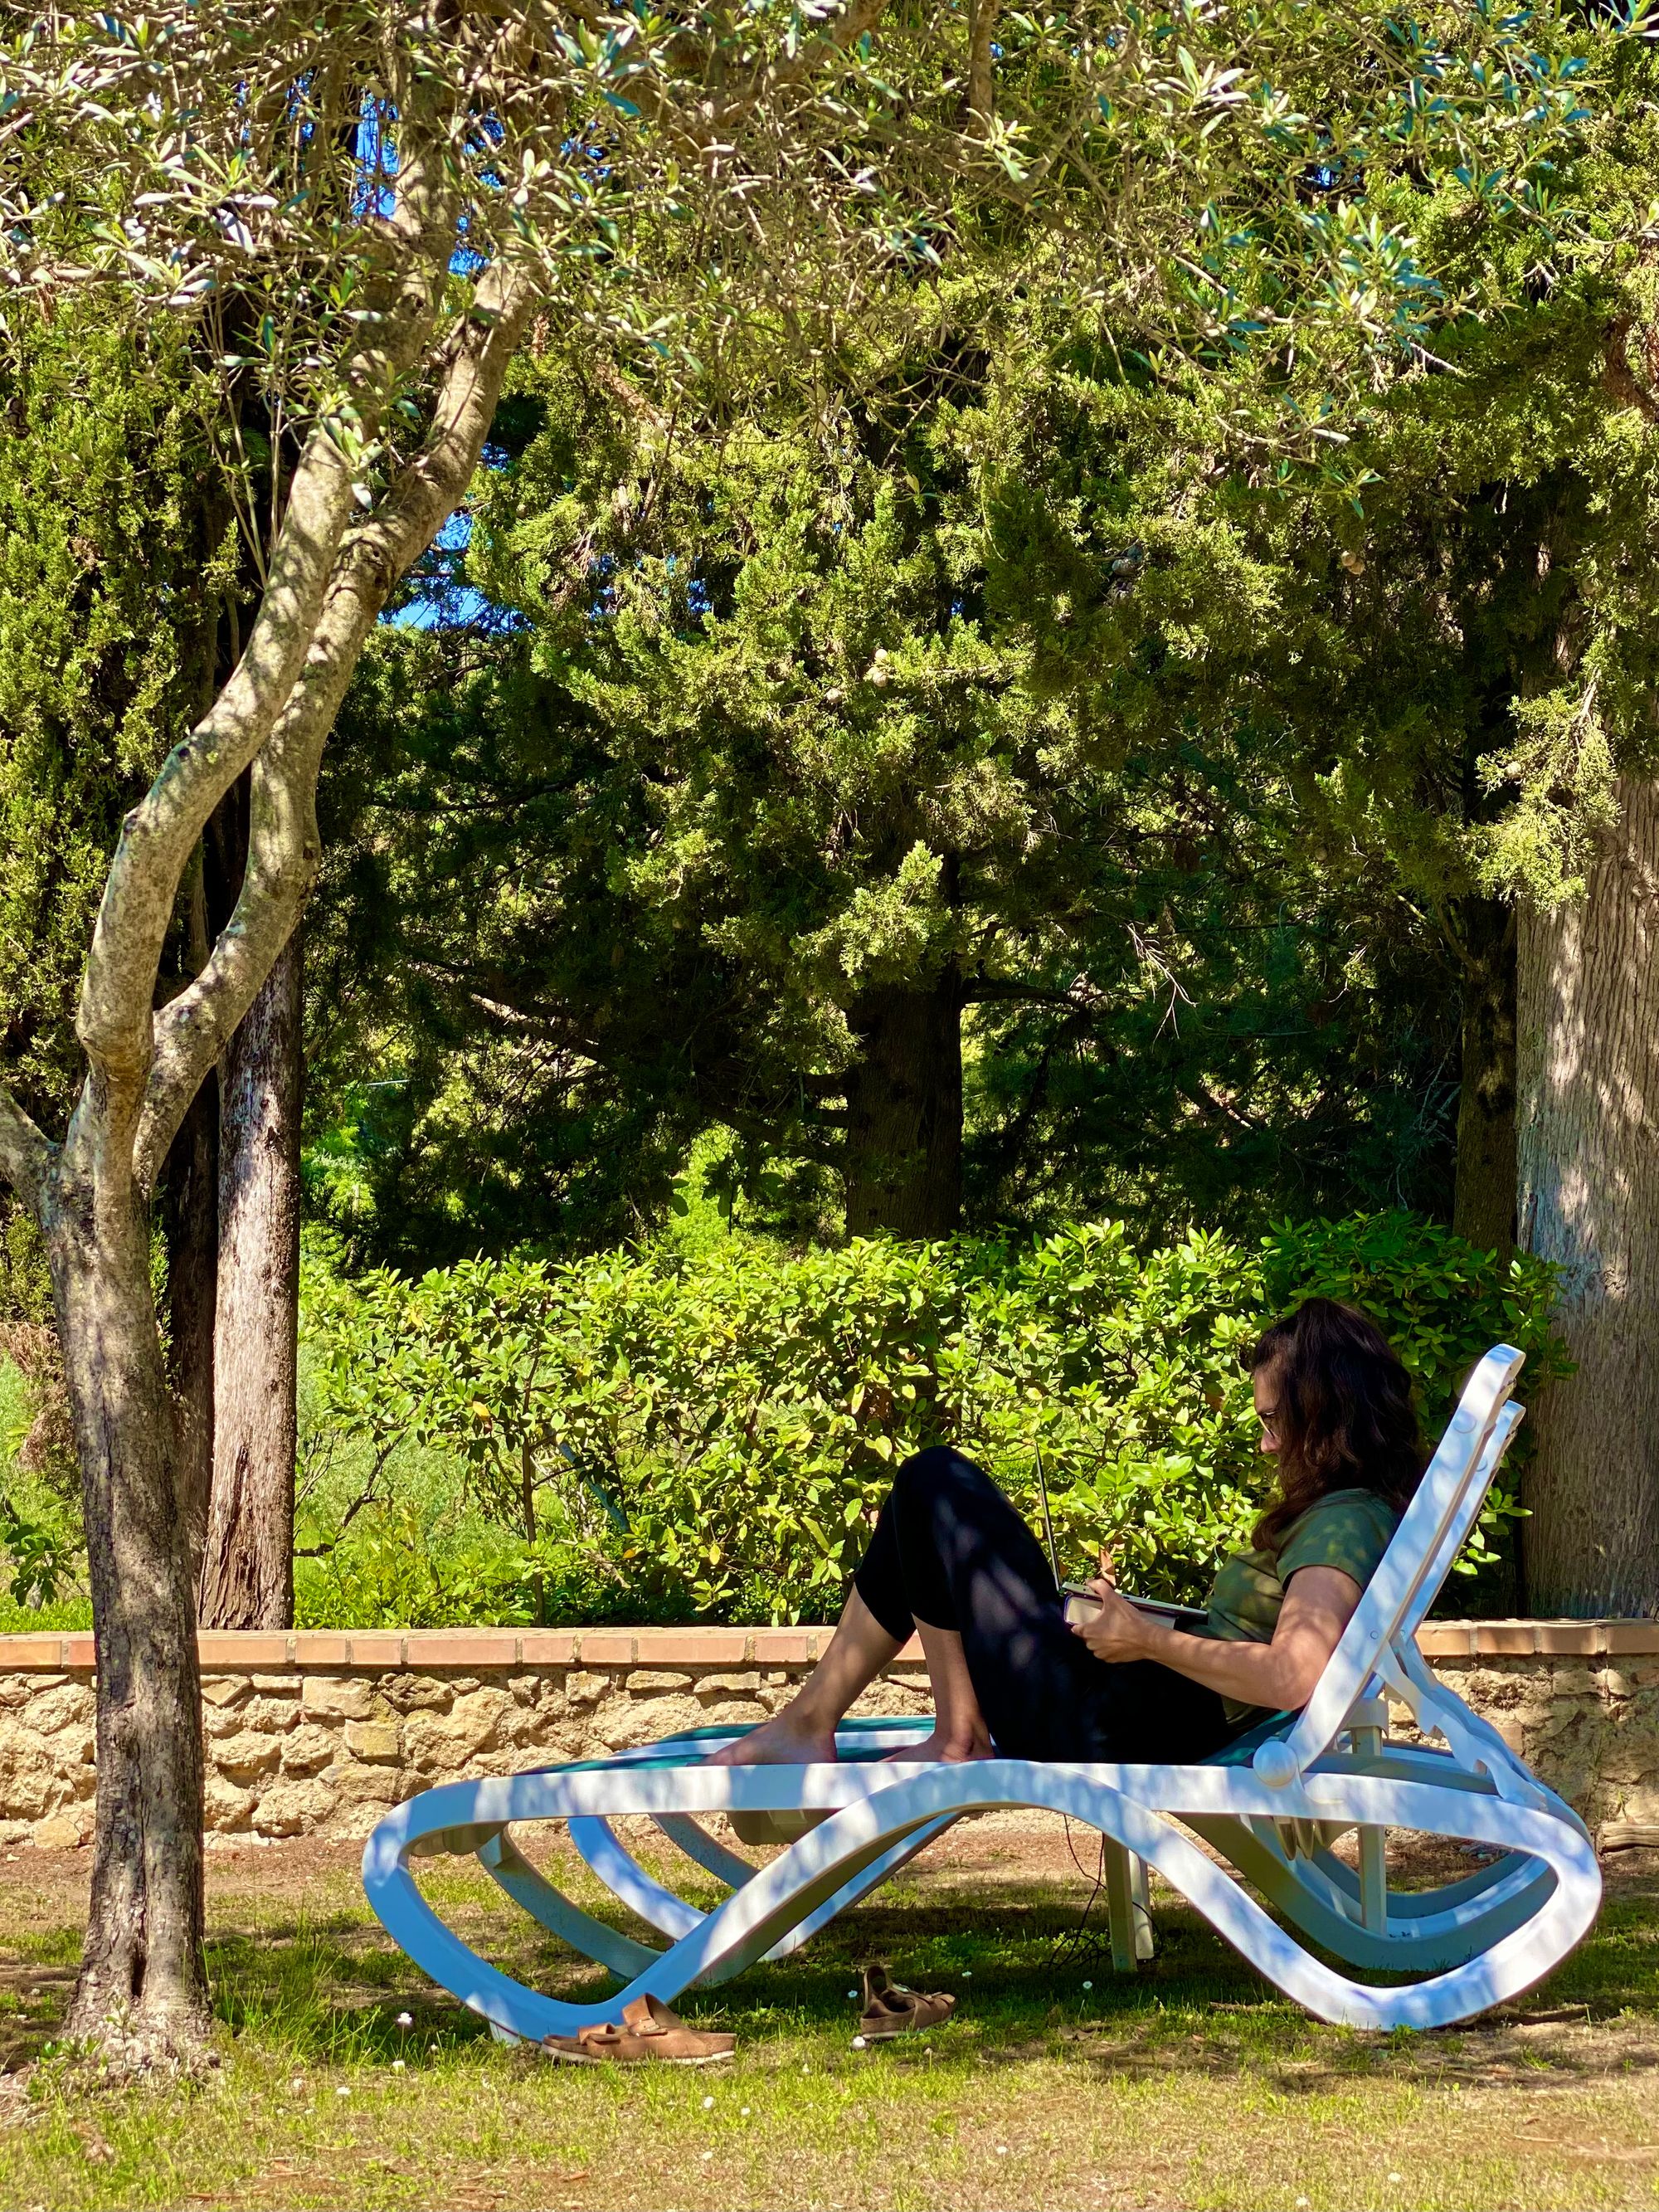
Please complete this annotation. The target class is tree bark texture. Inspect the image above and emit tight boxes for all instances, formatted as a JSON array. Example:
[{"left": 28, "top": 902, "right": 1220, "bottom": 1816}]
[
  {"left": 1516, "top": 777, "right": 1659, "bottom": 1616},
  {"left": 41, "top": 1171, "right": 209, "bottom": 2063},
  {"left": 161, "top": 1079, "right": 217, "bottom": 1586},
  {"left": 843, "top": 976, "right": 963, "bottom": 1238},
  {"left": 161, "top": 825, "right": 227, "bottom": 1585},
  {"left": 1452, "top": 896, "right": 1518, "bottom": 1256},
  {"left": 197, "top": 930, "right": 303, "bottom": 1630}
]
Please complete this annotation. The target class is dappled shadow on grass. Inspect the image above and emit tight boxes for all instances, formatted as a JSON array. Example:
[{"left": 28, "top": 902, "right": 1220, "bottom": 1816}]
[
  {"left": 0, "top": 1961, "right": 75, "bottom": 2075},
  {"left": 182, "top": 1842, "right": 1659, "bottom": 2096},
  {"left": 209, "top": 1922, "right": 476, "bottom": 2067},
  {"left": 2, "top": 1840, "right": 1656, "bottom": 2099}
]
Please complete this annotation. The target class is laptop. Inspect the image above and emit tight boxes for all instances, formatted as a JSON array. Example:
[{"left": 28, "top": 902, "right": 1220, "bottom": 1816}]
[{"left": 1034, "top": 1446, "right": 1209, "bottom": 1631}]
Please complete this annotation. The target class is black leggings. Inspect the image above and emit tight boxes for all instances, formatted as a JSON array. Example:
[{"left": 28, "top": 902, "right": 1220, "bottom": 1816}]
[{"left": 853, "top": 1446, "right": 1238, "bottom": 1763}]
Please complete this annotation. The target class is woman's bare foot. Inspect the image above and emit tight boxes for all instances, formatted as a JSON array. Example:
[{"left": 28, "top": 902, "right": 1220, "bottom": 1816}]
[
  {"left": 707, "top": 1709, "right": 839, "bottom": 1767},
  {"left": 883, "top": 1726, "right": 994, "bottom": 1763}
]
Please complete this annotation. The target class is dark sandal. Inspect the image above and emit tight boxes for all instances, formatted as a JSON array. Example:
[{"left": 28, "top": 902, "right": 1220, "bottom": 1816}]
[
  {"left": 542, "top": 1993, "right": 735, "bottom": 2065},
  {"left": 859, "top": 1963, "right": 956, "bottom": 2038}
]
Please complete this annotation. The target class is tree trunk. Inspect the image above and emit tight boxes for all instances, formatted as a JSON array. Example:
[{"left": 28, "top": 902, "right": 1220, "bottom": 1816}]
[
  {"left": 162, "top": 838, "right": 221, "bottom": 1586},
  {"left": 1452, "top": 896, "right": 1517, "bottom": 1255},
  {"left": 1516, "top": 777, "right": 1659, "bottom": 1616},
  {"left": 162, "top": 1082, "right": 217, "bottom": 1587},
  {"left": 41, "top": 1163, "right": 209, "bottom": 2068},
  {"left": 197, "top": 930, "right": 303, "bottom": 1630},
  {"left": 843, "top": 976, "right": 963, "bottom": 1238},
  {"left": 0, "top": 224, "right": 539, "bottom": 2082}
]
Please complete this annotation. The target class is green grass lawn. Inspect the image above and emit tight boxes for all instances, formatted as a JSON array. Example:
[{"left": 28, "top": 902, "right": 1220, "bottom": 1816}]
[{"left": 0, "top": 1824, "right": 1657, "bottom": 2211}]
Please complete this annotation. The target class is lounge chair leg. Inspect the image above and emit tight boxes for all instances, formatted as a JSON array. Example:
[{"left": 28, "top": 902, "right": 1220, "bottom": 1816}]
[
  {"left": 1359, "top": 1825, "right": 1388, "bottom": 1934},
  {"left": 1130, "top": 1850, "right": 1155, "bottom": 1959},
  {"left": 1104, "top": 1843, "right": 1151, "bottom": 1971}
]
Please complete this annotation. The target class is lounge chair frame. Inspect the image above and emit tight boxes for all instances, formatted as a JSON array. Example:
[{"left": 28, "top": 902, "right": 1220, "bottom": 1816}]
[{"left": 362, "top": 1346, "right": 1602, "bottom": 2037}]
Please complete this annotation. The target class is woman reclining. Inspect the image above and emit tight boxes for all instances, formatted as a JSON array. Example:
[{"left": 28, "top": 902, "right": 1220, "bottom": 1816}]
[{"left": 712, "top": 1297, "right": 1423, "bottom": 1771}]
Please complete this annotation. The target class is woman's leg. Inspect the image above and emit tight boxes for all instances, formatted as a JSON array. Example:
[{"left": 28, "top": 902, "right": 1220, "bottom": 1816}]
[
  {"left": 878, "top": 1447, "right": 1236, "bottom": 1762},
  {"left": 713, "top": 1445, "right": 1238, "bottom": 1771},
  {"left": 707, "top": 1585, "right": 900, "bottom": 1767},
  {"left": 709, "top": 1448, "right": 996, "bottom": 1768},
  {"left": 898, "top": 1621, "right": 995, "bottom": 1761}
]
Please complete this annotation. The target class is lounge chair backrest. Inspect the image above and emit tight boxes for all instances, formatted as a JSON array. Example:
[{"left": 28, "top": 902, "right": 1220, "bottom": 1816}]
[
  {"left": 1258, "top": 1344, "right": 1525, "bottom": 1784},
  {"left": 1398, "top": 1399, "right": 1524, "bottom": 1649}
]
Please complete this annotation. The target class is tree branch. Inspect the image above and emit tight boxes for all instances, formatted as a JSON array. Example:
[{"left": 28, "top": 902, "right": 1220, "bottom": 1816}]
[
  {"left": 965, "top": 976, "right": 1106, "bottom": 1010},
  {"left": 134, "top": 256, "right": 547, "bottom": 1187},
  {"left": 70, "top": 156, "right": 459, "bottom": 1132},
  {"left": 1603, "top": 315, "right": 1659, "bottom": 430},
  {"left": 558, "top": 0, "right": 893, "bottom": 145},
  {"left": 966, "top": 0, "right": 1000, "bottom": 129},
  {"left": 0, "top": 1084, "right": 51, "bottom": 1212}
]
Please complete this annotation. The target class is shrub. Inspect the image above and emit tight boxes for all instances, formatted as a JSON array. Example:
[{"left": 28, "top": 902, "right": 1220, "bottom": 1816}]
[
  {"left": 0, "top": 1352, "right": 89, "bottom": 1629},
  {"left": 306, "top": 1213, "right": 1567, "bottom": 1625}
]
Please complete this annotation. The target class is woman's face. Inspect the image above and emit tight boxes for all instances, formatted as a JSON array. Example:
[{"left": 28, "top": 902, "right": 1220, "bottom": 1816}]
[{"left": 1253, "top": 1362, "right": 1282, "bottom": 1458}]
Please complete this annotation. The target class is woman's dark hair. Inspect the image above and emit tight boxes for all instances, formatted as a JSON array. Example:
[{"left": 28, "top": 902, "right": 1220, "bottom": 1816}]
[{"left": 1245, "top": 1298, "right": 1426, "bottom": 1553}]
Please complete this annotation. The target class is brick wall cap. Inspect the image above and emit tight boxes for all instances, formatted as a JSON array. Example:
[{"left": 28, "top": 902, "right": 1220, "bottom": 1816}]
[
  {"left": 402, "top": 1631, "right": 520, "bottom": 1668},
  {"left": 1415, "top": 1624, "right": 1476, "bottom": 1658},
  {"left": 198, "top": 1633, "right": 293, "bottom": 1668},
  {"left": 0, "top": 1617, "right": 1652, "bottom": 1674}
]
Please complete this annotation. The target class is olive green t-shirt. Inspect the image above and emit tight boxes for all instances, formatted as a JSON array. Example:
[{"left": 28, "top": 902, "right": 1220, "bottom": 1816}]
[{"left": 1204, "top": 1488, "right": 1399, "bottom": 1726}]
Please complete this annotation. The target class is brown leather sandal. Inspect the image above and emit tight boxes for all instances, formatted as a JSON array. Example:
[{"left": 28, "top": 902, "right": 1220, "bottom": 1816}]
[
  {"left": 542, "top": 1993, "right": 736, "bottom": 2066},
  {"left": 859, "top": 1964, "right": 956, "bottom": 2039}
]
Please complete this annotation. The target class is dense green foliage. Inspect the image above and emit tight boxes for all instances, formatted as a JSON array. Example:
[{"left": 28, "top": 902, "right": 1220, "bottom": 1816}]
[
  {"left": 2, "top": 0, "right": 1650, "bottom": 1649},
  {"left": 0, "top": 306, "right": 222, "bottom": 1311},
  {"left": 0, "top": 1352, "right": 85, "bottom": 1630},
  {"left": 0, "top": 312, "right": 214, "bottom": 1127},
  {"left": 297, "top": 1212, "right": 1565, "bottom": 1628},
  {"left": 308, "top": 48, "right": 1659, "bottom": 1263},
  {"left": 312, "top": 343, "right": 1466, "bottom": 1258}
]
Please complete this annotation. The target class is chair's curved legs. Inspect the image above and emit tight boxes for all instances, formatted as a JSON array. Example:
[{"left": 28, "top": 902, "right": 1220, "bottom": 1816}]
[
  {"left": 363, "top": 1756, "right": 1600, "bottom": 2041},
  {"left": 500, "top": 1715, "right": 956, "bottom": 1982},
  {"left": 511, "top": 1719, "right": 949, "bottom": 1985},
  {"left": 564, "top": 1717, "right": 937, "bottom": 1937},
  {"left": 1292, "top": 1836, "right": 1539, "bottom": 1922},
  {"left": 1185, "top": 1745, "right": 1579, "bottom": 1971},
  {"left": 477, "top": 1830, "right": 662, "bottom": 1979},
  {"left": 1294, "top": 1839, "right": 1549, "bottom": 1941},
  {"left": 761, "top": 1815, "right": 959, "bottom": 1954},
  {"left": 1186, "top": 1815, "right": 1557, "bottom": 1971},
  {"left": 655, "top": 1815, "right": 756, "bottom": 1890},
  {"left": 569, "top": 1816, "right": 705, "bottom": 1938},
  {"left": 567, "top": 1804, "right": 961, "bottom": 1975},
  {"left": 625, "top": 1727, "right": 1559, "bottom": 1978}
]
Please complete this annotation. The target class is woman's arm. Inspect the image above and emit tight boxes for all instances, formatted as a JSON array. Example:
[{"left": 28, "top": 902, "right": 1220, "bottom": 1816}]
[{"left": 1069, "top": 1564, "right": 1363, "bottom": 1713}]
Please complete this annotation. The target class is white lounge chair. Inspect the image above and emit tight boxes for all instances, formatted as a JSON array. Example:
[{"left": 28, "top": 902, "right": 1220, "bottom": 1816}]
[{"left": 362, "top": 1346, "right": 1602, "bottom": 2039}]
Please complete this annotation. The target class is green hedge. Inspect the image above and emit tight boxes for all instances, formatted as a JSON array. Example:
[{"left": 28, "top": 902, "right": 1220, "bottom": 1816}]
[{"left": 304, "top": 1214, "right": 1568, "bottom": 1627}]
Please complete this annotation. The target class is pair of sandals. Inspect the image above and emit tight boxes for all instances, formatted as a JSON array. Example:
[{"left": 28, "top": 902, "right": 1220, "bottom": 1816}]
[{"left": 541, "top": 1968, "right": 955, "bottom": 2067}]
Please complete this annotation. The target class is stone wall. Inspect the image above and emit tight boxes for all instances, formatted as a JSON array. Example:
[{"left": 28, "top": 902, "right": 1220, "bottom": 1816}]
[{"left": 1, "top": 1622, "right": 1655, "bottom": 1850}]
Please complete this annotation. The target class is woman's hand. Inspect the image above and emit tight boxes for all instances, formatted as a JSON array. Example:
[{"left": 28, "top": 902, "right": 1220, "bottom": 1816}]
[
  {"left": 1070, "top": 1563, "right": 1364, "bottom": 1712},
  {"left": 1069, "top": 1548, "right": 1152, "bottom": 1664}
]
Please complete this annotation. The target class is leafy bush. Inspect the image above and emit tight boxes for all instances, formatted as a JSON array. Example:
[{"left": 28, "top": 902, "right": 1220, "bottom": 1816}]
[
  {"left": 0, "top": 1352, "right": 90, "bottom": 1630},
  {"left": 0, "top": 1323, "right": 75, "bottom": 1491},
  {"left": 306, "top": 1213, "right": 1567, "bottom": 1625}
]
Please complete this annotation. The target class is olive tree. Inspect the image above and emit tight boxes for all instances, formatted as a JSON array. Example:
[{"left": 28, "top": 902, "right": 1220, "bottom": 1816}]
[
  {"left": 0, "top": 0, "right": 1616, "bottom": 2070},
  {"left": 0, "top": 0, "right": 990, "bottom": 2068}
]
